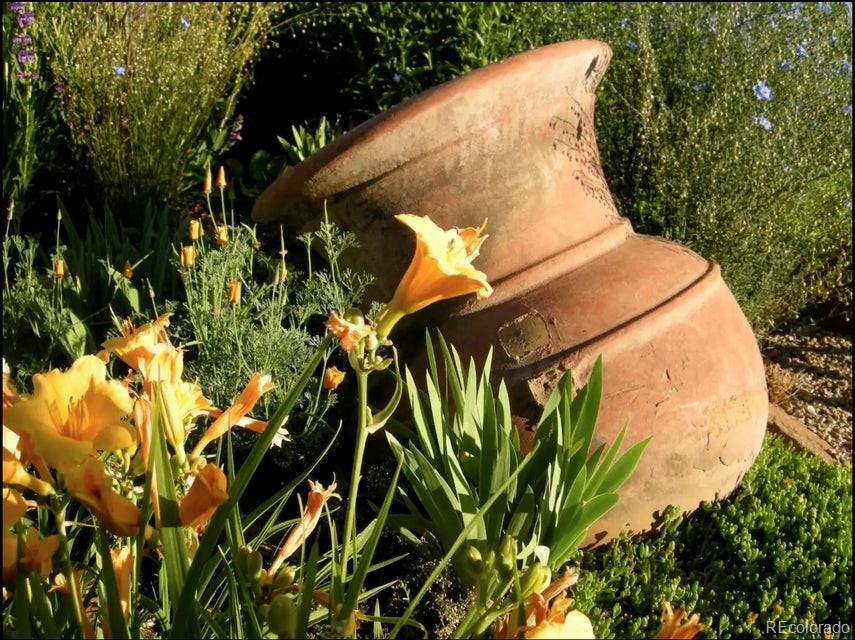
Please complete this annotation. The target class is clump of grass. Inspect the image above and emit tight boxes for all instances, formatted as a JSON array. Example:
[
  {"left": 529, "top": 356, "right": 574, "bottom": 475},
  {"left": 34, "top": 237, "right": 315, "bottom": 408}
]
[{"left": 765, "top": 361, "right": 801, "bottom": 410}]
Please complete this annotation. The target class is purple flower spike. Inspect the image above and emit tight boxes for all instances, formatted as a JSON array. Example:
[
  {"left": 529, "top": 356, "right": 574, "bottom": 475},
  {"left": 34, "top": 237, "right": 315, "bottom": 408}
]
[
  {"left": 113, "top": 65, "right": 127, "bottom": 76},
  {"left": 9, "top": 2, "right": 25, "bottom": 12},
  {"left": 844, "top": 104, "right": 853, "bottom": 115},
  {"left": 626, "top": 40, "right": 639, "bottom": 51},
  {"left": 17, "top": 49, "right": 35, "bottom": 64},
  {"left": 12, "top": 33, "right": 32, "bottom": 46},
  {"left": 16, "top": 11, "right": 34, "bottom": 28}
]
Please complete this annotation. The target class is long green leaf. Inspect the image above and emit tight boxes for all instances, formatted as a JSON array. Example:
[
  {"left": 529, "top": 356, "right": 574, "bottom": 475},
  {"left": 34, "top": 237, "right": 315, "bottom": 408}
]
[
  {"left": 96, "top": 527, "right": 131, "bottom": 640},
  {"left": 172, "top": 334, "right": 332, "bottom": 637}
]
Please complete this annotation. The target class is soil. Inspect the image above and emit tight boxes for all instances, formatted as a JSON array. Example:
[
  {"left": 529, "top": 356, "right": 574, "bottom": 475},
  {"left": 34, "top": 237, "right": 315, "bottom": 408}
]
[{"left": 763, "top": 327, "right": 852, "bottom": 462}]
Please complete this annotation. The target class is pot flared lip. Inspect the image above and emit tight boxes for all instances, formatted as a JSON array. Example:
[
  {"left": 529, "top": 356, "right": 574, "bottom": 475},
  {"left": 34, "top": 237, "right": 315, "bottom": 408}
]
[{"left": 252, "top": 39, "right": 612, "bottom": 223}]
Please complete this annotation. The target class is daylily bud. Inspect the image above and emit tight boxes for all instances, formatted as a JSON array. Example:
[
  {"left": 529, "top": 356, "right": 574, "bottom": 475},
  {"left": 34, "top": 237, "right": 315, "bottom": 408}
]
[
  {"left": 498, "top": 536, "right": 516, "bottom": 579},
  {"left": 122, "top": 260, "right": 133, "bottom": 279},
  {"left": 519, "top": 563, "right": 552, "bottom": 599},
  {"left": 464, "top": 545, "right": 484, "bottom": 578},
  {"left": 54, "top": 258, "right": 65, "bottom": 280},
  {"left": 268, "top": 594, "right": 297, "bottom": 638},
  {"left": 181, "top": 246, "right": 197, "bottom": 268},
  {"left": 203, "top": 167, "right": 212, "bottom": 194},
  {"left": 216, "top": 165, "right": 227, "bottom": 190},
  {"left": 215, "top": 225, "right": 229, "bottom": 247},
  {"left": 272, "top": 565, "right": 295, "bottom": 592},
  {"left": 188, "top": 218, "right": 200, "bottom": 241},
  {"left": 365, "top": 332, "right": 379, "bottom": 351},
  {"left": 245, "top": 549, "right": 264, "bottom": 583},
  {"left": 228, "top": 279, "right": 241, "bottom": 306}
]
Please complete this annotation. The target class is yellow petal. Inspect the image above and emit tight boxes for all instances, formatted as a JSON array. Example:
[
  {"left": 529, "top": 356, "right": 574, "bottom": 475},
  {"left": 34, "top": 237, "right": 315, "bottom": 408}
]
[
  {"left": 63, "top": 458, "right": 140, "bottom": 537},
  {"left": 526, "top": 611, "right": 595, "bottom": 639}
]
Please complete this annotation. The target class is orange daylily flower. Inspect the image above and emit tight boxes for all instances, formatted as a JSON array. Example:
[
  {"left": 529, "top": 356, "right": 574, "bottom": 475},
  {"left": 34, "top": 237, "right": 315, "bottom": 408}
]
[
  {"left": 652, "top": 602, "right": 705, "bottom": 639},
  {"left": 375, "top": 214, "right": 492, "bottom": 339},
  {"left": 203, "top": 408, "right": 289, "bottom": 448},
  {"left": 179, "top": 463, "right": 229, "bottom": 529},
  {"left": 63, "top": 458, "right": 141, "bottom": 537},
  {"left": 267, "top": 478, "right": 341, "bottom": 579},
  {"left": 3, "top": 425, "right": 53, "bottom": 495},
  {"left": 494, "top": 568, "right": 593, "bottom": 639},
  {"left": 190, "top": 373, "right": 274, "bottom": 458},
  {"left": 5, "top": 356, "right": 136, "bottom": 471},
  {"left": 98, "top": 313, "right": 173, "bottom": 372},
  {"left": 323, "top": 366, "right": 346, "bottom": 391},
  {"left": 325, "top": 312, "right": 371, "bottom": 352}
]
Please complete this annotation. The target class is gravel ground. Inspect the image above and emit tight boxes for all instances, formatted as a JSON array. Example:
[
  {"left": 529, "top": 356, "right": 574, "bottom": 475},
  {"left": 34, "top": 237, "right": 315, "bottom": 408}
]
[{"left": 763, "top": 327, "right": 852, "bottom": 463}]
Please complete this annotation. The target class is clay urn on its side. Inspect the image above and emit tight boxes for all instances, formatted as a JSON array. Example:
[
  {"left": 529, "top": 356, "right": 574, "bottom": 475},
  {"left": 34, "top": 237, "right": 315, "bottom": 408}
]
[{"left": 252, "top": 40, "right": 768, "bottom": 543}]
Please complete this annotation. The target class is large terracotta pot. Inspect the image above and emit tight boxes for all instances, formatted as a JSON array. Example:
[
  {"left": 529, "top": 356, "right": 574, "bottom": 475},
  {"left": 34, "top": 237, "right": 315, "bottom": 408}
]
[{"left": 252, "top": 40, "right": 768, "bottom": 542}]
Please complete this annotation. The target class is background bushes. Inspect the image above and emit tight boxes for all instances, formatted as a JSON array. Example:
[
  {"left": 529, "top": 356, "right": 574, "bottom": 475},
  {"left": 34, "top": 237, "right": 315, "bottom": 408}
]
[{"left": 239, "top": 1, "right": 852, "bottom": 335}]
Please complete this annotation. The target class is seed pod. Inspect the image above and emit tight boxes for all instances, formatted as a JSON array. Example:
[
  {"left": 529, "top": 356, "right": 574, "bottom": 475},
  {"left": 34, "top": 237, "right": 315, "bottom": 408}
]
[
  {"left": 246, "top": 549, "right": 264, "bottom": 583},
  {"left": 343, "top": 307, "right": 364, "bottom": 325},
  {"left": 272, "top": 565, "right": 296, "bottom": 592}
]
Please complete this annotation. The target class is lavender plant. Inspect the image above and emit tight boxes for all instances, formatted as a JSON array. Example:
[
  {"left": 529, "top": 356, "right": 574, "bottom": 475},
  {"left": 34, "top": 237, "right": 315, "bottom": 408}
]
[{"left": 34, "top": 2, "right": 279, "bottom": 213}]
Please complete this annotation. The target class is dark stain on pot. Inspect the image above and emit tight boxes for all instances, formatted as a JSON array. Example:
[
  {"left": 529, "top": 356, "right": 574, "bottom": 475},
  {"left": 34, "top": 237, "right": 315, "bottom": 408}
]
[{"left": 498, "top": 311, "right": 551, "bottom": 361}]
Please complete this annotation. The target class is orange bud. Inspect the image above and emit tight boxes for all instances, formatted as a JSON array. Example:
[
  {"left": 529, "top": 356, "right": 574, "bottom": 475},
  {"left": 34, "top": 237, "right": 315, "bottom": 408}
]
[
  {"left": 54, "top": 258, "right": 65, "bottom": 280},
  {"left": 188, "top": 218, "right": 200, "bottom": 241},
  {"left": 216, "top": 165, "right": 227, "bottom": 190},
  {"left": 215, "top": 225, "right": 229, "bottom": 247},
  {"left": 323, "top": 366, "right": 346, "bottom": 391},
  {"left": 122, "top": 260, "right": 133, "bottom": 279},
  {"left": 203, "top": 166, "right": 212, "bottom": 194},
  {"left": 228, "top": 279, "right": 241, "bottom": 306},
  {"left": 181, "top": 246, "right": 197, "bottom": 268}
]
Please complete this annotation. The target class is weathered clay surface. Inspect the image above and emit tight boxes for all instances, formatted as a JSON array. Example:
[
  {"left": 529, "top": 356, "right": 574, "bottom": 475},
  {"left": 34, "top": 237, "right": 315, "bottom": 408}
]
[{"left": 253, "top": 40, "right": 769, "bottom": 542}]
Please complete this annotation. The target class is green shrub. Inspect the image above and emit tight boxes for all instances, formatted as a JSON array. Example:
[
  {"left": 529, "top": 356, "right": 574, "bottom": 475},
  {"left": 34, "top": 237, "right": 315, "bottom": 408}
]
[
  {"left": 35, "top": 2, "right": 278, "bottom": 213},
  {"left": 572, "top": 433, "right": 853, "bottom": 639},
  {"left": 263, "top": 2, "right": 851, "bottom": 334}
]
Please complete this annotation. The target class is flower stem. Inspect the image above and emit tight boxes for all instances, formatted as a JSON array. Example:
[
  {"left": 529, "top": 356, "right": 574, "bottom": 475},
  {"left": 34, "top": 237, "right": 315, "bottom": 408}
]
[
  {"left": 55, "top": 502, "right": 86, "bottom": 637},
  {"left": 340, "top": 370, "right": 370, "bottom": 602}
]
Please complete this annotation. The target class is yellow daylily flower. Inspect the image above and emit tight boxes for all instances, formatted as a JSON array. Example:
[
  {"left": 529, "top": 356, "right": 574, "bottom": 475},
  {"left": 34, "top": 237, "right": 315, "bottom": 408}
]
[
  {"left": 5, "top": 356, "right": 136, "bottom": 471},
  {"left": 179, "top": 463, "right": 229, "bottom": 530},
  {"left": 51, "top": 570, "right": 97, "bottom": 640},
  {"left": 63, "top": 458, "right": 141, "bottom": 537},
  {"left": 141, "top": 346, "right": 213, "bottom": 450},
  {"left": 3, "top": 358, "right": 19, "bottom": 419},
  {"left": 323, "top": 366, "right": 346, "bottom": 391},
  {"left": 3, "top": 488, "right": 28, "bottom": 586},
  {"left": 17, "top": 528, "right": 60, "bottom": 581},
  {"left": 104, "top": 546, "right": 132, "bottom": 636},
  {"left": 494, "top": 568, "right": 593, "bottom": 639},
  {"left": 98, "top": 313, "right": 173, "bottom": 372},
  {"left": 3, "top": 425, "right": 53, "bottom": 495},
  {"left": 190, "top": 373, "right": 274, "bottom": 458},
  {"left": 652, "top": 602, "right": 704, "bottom": 639},
  {"left": 267, "top": 478, "right": 340, "bottom": 579},
  {"left": 325, "top": 312, "right": 371, "bottom": 352},
  {"left": 375, "top": 214, "right": 492, "bottom": 339}
]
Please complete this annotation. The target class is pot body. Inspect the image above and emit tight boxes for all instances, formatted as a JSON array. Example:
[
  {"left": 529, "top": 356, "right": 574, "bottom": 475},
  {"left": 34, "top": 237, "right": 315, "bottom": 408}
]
[{"left": 253, "top": 40, "right": 768, "bottom": 541}]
